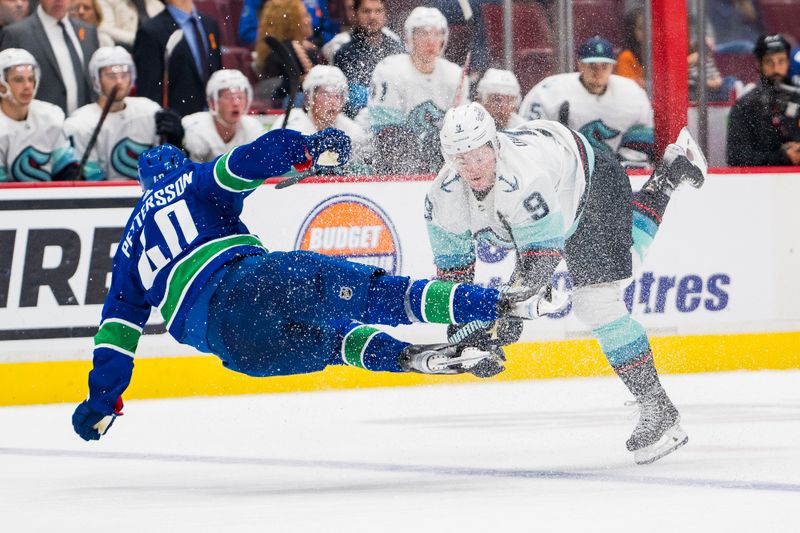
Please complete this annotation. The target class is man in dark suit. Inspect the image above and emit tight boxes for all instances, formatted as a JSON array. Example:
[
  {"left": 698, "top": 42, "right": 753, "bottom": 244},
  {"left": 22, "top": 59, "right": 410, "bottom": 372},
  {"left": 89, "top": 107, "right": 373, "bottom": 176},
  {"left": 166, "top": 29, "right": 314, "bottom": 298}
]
[
  {"left": 0, "top": 0, "right": 98, "bottom": 114},
  {"left": 133, "top": 0, "right": 222, "bottom": 117}
]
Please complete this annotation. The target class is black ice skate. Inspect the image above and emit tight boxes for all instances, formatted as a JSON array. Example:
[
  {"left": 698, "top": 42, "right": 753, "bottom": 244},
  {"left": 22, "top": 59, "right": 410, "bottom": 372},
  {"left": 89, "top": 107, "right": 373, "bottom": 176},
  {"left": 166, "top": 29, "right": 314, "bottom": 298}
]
[
  {"left": 626, "top": 390, "right": 688, "bottom": 465},
  {"left": 643, "top": 128, "right": 707, "bottom": 194},
  {"left": 398, "top": 343, "right": 505, "bottom": 378}
]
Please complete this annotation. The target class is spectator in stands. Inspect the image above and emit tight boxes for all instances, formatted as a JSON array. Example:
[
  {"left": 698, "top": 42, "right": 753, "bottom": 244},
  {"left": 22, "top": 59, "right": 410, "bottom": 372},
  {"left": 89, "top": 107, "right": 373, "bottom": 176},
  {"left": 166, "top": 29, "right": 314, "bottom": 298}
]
[
  {"left": 520, "top": 36, "right": 656, "bottom": 167},
  {"left": 615, "top": 6, "right": 645, "bottom": 89},
  {"left": 727, "top": 34, "right": 800, "bottom": 166},
  {"left": 65, "top": 46, "right": 182, "bottom": 180},
  {"left": 359, "top": 7, "right": 465, "bottom": 174},
  {"left": 0, "top": 0, "right": 29, "bottom": 29},
  {"left": 687, "top": 25, "right": 736, "bottom": 103},
  {"left": 182, "top": 69, "right": 264, "bottom": 162},
  {"left": 0, "top": 0, "right": 99, "bottom": 114},
  {"left": 0, "top": 48, "right": 81, "bottom": 181},
  {"left": 133, "top": 0, "right": 222, "bottom": 117},
  {"left": 333, "top": 0, "right": 403, "bottom": 117},
  {"left": 96, "top": 0, "right": 163, "bottom": 50},
  {"left": 707, "top": 0, "right": 763, "bottom": 54},
  {"left": 254, "top": 0, "right": 318, "bottom": 102},
  {"left": 70, "top": 0, "right": 114, "bottom": 46},
  {"left": 475, "top": 68, "right": 524, "bottom": 129},
  {"left": 239, "top": 0, "right": 338, "bottom": 48},
  {"left": 270, "top": 65, "right": 367, "bottom": 150}
]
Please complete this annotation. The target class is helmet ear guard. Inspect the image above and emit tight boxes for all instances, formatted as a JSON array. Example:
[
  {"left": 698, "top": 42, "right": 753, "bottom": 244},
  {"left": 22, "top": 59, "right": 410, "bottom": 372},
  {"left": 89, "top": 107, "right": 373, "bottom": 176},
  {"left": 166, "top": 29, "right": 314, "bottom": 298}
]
[{"left": 137, "top": 144, "right": 188, "bottom": 191}]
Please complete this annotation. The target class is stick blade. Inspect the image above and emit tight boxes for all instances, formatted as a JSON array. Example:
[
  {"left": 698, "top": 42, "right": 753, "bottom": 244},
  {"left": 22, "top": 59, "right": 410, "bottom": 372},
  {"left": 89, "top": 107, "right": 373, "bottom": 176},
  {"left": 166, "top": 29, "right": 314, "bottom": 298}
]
[{"left": 165, "top": 29, "right": 184, "bottom": 59}]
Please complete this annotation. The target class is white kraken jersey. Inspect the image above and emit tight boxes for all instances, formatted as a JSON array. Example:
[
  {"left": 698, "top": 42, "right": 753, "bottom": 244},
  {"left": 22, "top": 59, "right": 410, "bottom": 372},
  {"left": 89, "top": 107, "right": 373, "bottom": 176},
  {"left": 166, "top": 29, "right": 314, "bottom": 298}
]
[
  {"left": 183, "top": 112, "right": 265, "bottom": 163},
  {"left": 270, "top": 108, "right": 369, "bottom": 153},
  {"left": 519, "top": 73, "right": 654, "bottom": 165},
  {"left": 426, "top": 120, "right": 591, "bottom": 271},
  {"left": 65, "top": 97, "right": 161, "bottom": 181},
  {"left": 0, "top": 100, "right": 77, "bottom": 182},
  {"left": 359, "top": 53, "right": 469, "bottom": 133}
]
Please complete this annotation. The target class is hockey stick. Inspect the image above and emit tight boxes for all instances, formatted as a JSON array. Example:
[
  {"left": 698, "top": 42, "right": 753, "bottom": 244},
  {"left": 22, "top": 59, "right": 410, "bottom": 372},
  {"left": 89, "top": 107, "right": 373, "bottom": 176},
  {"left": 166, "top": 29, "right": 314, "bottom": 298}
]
[
  {"left": 264, "top": 35, "right": 301, "bottom": 129},
  {"left": 452, "top": 0, "right": 475, "bottom": 107},
  {"left": 162, "top": 29, "right": 184, "bottom": 109},
  {"left": 77, "top": 85, "right": 119, "bottom": 179},
  {"left": 264, "top": 35, "right": 342, "bottom": 190}
]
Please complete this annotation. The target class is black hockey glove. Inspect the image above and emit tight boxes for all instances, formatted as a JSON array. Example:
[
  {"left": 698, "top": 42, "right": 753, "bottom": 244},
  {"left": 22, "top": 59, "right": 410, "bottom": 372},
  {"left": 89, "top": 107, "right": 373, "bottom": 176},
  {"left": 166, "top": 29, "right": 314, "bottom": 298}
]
[
  {"left": 53, "top": 162, "right": 82, "bottom": 181},
  {"left": 72, "top": 396, "right": 123, "bottom": 441},
  {"left": 155, "top": 109, "right": 185, "bottom": 148}
]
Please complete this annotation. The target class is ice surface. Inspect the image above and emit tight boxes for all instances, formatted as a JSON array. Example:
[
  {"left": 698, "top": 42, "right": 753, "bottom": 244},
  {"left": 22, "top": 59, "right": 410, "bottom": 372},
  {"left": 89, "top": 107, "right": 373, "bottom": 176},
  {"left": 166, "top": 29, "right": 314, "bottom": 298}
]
[{"left": 2, "top": 370, "right": 799, "bottom": 532}]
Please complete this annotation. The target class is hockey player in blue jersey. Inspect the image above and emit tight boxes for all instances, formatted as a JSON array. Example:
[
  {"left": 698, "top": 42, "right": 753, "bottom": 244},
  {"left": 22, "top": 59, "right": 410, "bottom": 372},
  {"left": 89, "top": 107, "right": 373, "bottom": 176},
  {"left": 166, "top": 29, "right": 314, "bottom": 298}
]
[{"left": 72, "top": 127, "right": 567, "bottom": 442}]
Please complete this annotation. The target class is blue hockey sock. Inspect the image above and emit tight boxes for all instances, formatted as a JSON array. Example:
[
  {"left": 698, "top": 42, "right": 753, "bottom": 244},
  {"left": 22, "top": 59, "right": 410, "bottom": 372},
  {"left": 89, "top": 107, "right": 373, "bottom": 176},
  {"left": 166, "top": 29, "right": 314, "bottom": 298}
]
[
  {"left": 406, "top": 280, "right": 499, "bottom": 324},
  {"left": 338, "top": 323, "right": 409, "bottom": 373}
]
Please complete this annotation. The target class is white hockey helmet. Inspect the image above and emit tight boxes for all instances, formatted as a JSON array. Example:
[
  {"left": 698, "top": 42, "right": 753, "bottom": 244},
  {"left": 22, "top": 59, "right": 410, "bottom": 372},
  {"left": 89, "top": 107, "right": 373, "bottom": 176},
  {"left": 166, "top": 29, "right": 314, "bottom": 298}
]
[
  {"left": 302, "top": 65, "right": 348, "bottom": 103},
  {"left": 440, "top": 102, "right": 498, "bottom": 161},
  {"left": 476, "top": 68, "right": 521, "bottom": 102},
  {"left": 404, "top": 7, "right": 449, "bottom": 52},
  {"left": 89, "top": 46, "right": 136, "bottom": 95},
  {"left": 205, "top": 68, "right": 253, "bottom": 111},
  {"left": 0, "top": 48, "right": 40, "bottom": 99}
]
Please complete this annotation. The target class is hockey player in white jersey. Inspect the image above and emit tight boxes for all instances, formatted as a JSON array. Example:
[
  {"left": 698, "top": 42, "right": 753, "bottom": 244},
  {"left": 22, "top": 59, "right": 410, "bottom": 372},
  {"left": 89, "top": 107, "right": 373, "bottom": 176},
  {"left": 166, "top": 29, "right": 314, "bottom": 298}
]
[
  {"left": 270, "top": 65, "right": 368, "bottom": 156},
  {"left": 428, "top": 102, "right": 707, "bottom": 464},
  {"left": 65, "top": 46, "right": 184, "bottom": 181},
  {"left": 520, "top": 36, "right": 656, "bottom": 168},
  {"left": 360, "top": 6, "right": 468, "bottom": 173},
  {"left": 182, "top": 69, "right": 265, "bottom": 163},
  {"left": 0, "top": 49, "right": 80, "bottom": 182},
  {"left": 476, "top": 68, "right": 526, "bottom": 130}
]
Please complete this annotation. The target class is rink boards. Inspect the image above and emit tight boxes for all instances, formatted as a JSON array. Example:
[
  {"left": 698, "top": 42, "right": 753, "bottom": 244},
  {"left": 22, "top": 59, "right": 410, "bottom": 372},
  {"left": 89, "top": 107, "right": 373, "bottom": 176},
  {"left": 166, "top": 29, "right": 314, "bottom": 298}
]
[{"left": 1, "top": 169, "right": 799, "bottom": 405}]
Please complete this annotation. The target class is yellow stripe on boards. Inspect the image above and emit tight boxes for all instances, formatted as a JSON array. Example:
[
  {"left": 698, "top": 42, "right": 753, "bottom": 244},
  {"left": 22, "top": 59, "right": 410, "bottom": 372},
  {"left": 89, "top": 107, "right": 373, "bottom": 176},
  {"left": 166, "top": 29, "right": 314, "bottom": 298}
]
[{"left": 2, "top": 331, "right": 799, "bottom": 406}]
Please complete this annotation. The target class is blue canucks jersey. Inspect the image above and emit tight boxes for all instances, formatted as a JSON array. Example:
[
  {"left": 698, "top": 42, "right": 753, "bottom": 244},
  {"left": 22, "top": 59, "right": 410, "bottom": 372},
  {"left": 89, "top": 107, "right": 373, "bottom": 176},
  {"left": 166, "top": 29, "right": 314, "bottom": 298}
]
[{"left": 88, "top": 139, "right": 298, "bottom": 414}]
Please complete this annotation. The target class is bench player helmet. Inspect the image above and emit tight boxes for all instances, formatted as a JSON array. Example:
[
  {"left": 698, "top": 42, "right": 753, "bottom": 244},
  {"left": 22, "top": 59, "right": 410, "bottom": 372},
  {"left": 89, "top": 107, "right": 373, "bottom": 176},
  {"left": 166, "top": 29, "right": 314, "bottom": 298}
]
[
  {"left": 206, "top": 69, "right": 253, "bottom": 115},
  {"left": 476, "top": 68, "right": 521, "bottom": 103},
  {"left": 440, "top": 102, "right": 498, "bottom": 162},
  {"left": 404, "top": 7, "right": 449, "bottom": 52},
  {"left": 0, "top": 48, "right": 40, "bottom": 100},
  {"left": 137, "top": 144, "right": 188, "bottom": 191},
  {"left": 302, "top": 65, "right": 349, "bottom": 104},
  {"left": 89, "top": 46, "right": 136, "bottom": 95}
]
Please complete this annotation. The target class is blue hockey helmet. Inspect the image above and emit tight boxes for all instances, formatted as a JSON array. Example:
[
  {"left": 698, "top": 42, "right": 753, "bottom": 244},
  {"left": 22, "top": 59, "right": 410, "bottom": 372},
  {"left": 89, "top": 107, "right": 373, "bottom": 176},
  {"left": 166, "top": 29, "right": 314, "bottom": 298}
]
[{"left": 137, "top": 144, "right": 187, "bottom": 190}]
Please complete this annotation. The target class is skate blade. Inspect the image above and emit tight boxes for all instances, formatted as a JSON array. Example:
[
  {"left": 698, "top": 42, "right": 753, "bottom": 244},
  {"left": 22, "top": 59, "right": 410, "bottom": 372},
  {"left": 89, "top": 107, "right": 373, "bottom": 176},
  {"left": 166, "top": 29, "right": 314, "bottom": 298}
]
[
  {"left": 675, "top": 127, "right": 708, "bottom": 180},
  {"left": 633, "top": 424, "right": 688, "bottom": 465},
  {"left": 428, "top": 348, "right": 493, "bottom": 374}
]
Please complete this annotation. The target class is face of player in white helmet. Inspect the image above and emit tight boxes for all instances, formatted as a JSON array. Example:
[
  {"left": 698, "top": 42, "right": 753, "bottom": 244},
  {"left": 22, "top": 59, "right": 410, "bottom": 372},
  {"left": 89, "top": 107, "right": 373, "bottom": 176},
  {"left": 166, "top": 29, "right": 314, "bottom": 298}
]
[
  {"left": 309, "top": 87, "right": 344, "bottom": 125},
  {"left": 480, "top": 94, "right": 517, "bottom": 129},
  {"left": 98, "top": 65, "right": 132, "bottom": 101},
  {"left": 578, "top": 62, "right": 613, "bottom": 95},
  {"left": 452, "top": 144, "right": 496, "bottom": 193},
  {"left": 213, "top": 88, "right": 248, "bottom": 125},
  {"left": 411, "top": 27, "right": 445, "bottom": 64},
  {"left": 2, "top": 64, "right": 36, "bottom": 106}
]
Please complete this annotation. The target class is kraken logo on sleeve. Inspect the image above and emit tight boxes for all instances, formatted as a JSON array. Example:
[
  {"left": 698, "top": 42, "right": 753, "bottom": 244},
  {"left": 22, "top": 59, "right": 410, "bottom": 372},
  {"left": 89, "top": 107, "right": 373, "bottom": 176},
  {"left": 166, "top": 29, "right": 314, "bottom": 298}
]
[
  {"left": 11, "top": 146, "right": 51, "bottom": 181},
  {"left": 112, "top": 138, "right": 153, "bottom": 179}
]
